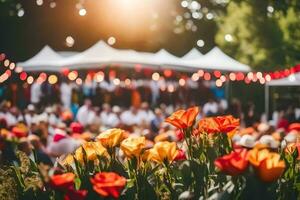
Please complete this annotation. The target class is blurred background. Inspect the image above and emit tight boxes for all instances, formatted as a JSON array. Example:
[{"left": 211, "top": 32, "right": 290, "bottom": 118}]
[{"left": 1, "top": 0, "right": 300, "bottom": 71}]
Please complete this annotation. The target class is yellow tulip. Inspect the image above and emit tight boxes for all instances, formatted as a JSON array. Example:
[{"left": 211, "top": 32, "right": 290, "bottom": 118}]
[
  {"left": 73, "top": 141, "right": 108, "bottom": 164},
  {"left": 121, "top": 136, "right": 146, "bottom": 158},
  {"left": 61, "top": 154, "right": 74, "bottom": 166},
  {"left": 148, "top": 141, "right": 177, "bottom": 164},
  {"left": 96, "top": 128, "right": 125, "bottom": 148}
]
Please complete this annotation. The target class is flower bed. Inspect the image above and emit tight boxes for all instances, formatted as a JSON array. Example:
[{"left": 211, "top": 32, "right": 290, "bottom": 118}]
[{"left": 1, "top": 107, "right": 300, "bottom": 200}]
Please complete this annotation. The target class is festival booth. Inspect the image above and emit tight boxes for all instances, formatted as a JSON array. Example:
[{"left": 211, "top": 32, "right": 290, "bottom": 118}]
[
  {"left": 18, "top": 46, "right": 65, "bottom": 72},
  {"left": 18, "top": 40, "right": 251, "bottom": 73},
  {"left": 265, "top": 72, "right": 300, "bottom": 119},
  {"left": 181, "top": 48, "right": 203, "bottom": 60}
]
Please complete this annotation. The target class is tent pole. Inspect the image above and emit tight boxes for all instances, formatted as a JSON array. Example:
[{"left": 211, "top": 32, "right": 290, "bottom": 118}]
[{"left": 265, "top": 84, "right": 269, "bottom": 121}]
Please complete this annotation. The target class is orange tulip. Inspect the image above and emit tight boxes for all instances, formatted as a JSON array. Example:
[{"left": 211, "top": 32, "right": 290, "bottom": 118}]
[
  {"left": 214, "top": 115, "right": 240, "bottom": 133},
  {"left": 165, "top": 107, "right": 199, "bottom": 129},
  {"left": 214, "top": 148, "right": 248, "bottom": 176},
  {"left": 198, "top": 115, "right": 239, "bottom": 134},
  {"left": 248, "top": 148, "right": 286, "bottom": 182},
  {"left": 198, "top": 117, "right": 220, "bottom": 134},
  {"left": 257, "top": 153, "right": 286, "bottom": 182}
]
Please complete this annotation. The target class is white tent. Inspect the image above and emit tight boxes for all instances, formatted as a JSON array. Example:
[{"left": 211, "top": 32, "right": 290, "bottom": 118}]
[
  {"left": 266, "top": 72, "right": 300, "bottom": 86},
  {"left": 182, "top": 48, "right": 203, "bottom": 60},
  {"left": 18, "top": 41, "right": 251, "bottom": 72},
  {"left": 60, "top": 41, "right": 162, "bottom": 69},
  {"left": 18, "top": 46, "right": 65, "bottom": 72},
  {"left": 184, "top": 47, "right": 250, "bottom": 72},
  {"left": 265, "top": 72, "right": 300, "bottom": 120}
]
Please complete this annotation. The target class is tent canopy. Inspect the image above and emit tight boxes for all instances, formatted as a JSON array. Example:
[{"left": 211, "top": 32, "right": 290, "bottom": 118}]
[
  {"left": 18, "top": 46, "right": 64, "bottom": 71},
  {"left": 18, "top": 40, "right": 251, "bottom": 72},
  {"left": 182, "top": 48, "right": 203, "bottom": 60},
  {"left": 183, "top": 47, "right": 250, "bottom": 72},
  {"left": 266, "top": 72, "right": 300, "bottom": 86}
]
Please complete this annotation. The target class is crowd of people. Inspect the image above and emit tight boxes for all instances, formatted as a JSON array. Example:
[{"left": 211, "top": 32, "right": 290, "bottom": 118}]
[{"left": 0, "top": 79, "right": 299, "bottom": 168}]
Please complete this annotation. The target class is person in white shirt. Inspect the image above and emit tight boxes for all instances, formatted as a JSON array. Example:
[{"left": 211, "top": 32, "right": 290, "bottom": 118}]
[
  {"left": 24, "top": 104, "right": 38, "bottom": 127},
  {"left": 120, "top": 106, "right": 143, "bottom": 126},
  {"left": 76, "top": 99, "right": 94, "bottom": 126},
  {"left": 139, "top": 102, "right": 155, "bottom": 125},
  {"left": 100, "top": 104, "right": 120, "bottom": 128},
  {"left": 60, "top": 82, "right": 72, "bottom": 109},
  {"left": 5, "top": 107, "right": 23, "bottom": 127},
  {"left": 203, "top": 99, "right": 218, "bottom": 116},
  {"left": 30, "top": 82, "right": 42, "bottom": 104}
]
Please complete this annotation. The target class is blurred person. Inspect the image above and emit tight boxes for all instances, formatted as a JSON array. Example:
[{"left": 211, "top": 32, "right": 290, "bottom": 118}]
[
  {"left": 150, "top": 108, "right": 165, "bottom": 135},
  {"left": 139, "top": 102, "right": 155, "bottom": 125},
  {"left": 203, "top": 98, "right": 218, "bottom": 116},
  {"left": 76, "top": 98, "right": 94, "bottom": 126},
  {"left": 87, "top": 107, "right": 101, "bottom": 132},
  {"left": 30, "top": 81, "right": 42, "bottom": 105},
  {"left": 244, "top": 102, "right": 258, "bottom": 127},
  {"left": 47, "top": 122, "right": 81, "bottom": 158},
  {"left": 277, "top": 110, "right": 289, "bottom": 131},
  {"left": 60, "top": 81, "right": 72, "bottom": 109},
  {"left": 100, "top": 104, "right": 120, "bottom": 128},
  {"left": 120, "top": 106, "right": 143, "bottom": 126},
  {"left": 228, "top": 98, "right": 242, "bottom": 119},
  {"left": 5, "top": 107, "right": 23, "bottom": 127},
  {"left": 24, "top": 104, "right": 38, "bottom": 127}
]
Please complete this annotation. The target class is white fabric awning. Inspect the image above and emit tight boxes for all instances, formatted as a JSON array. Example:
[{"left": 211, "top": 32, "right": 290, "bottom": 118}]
[
  {"left": 18, "top": 46, "right": 65, "bottom": 71},
  {"left": 266, "top": 72, "right": 300, "bottom": 86},
  {"left": 18, "top": 40, "right": 251, "bottom": 72},
  {"left": 182, "top": 48, "right": 203, "bottom": 60},
  {"left": 183, "top": 47, "right": 250, "bottom": 72}
]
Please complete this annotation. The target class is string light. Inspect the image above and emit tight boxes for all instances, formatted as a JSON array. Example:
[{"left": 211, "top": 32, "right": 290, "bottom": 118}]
[
  {"left": 229, "top": 72, "right": 236, "bottom": 81},
  {"left": 152, "top": 72, "right": 160, "bottom": 81},
  {"left": 107, "top": 37, "right": 116, "bottom": 45},
  {"left": 27, "top": 76, "right": 34, "bottom": 84},
  {"left": 191, "top": 73, "right": 199, "bottom": 81},
  {"left": 68, "top": 71, "right": 78, "bottom": 81},
  {"left": 220, "top": 75, "right": 226, "bottom": 82},
  {"left": 48, "top": 74, "right": 58, "bottom": 84},
  {"left": 203, "top": 72, "right": 211, "bottom": 81},
  {"left": 113, "top": 78, "right": 120, "bottom": 85},
  {"left": 197, "top": 70, "right": 204, "bottom": 77},
  {"left": 66, "top": 36, "right": 75, "bottom": 47},
  {"left": 95, "top": 71, "right": 104, "bottom": 82},
  {"left": 19, "top": 72, "right": 27, "bottom": 81},
  {"left": 179, "top": 78, "right": 186, "bottom": 86},
  {"left": 76, "top": 78, "right": 82, "bottom": 85},
  {"left": 216, "top": 79, "right": 222, "bottom": 87},
  {"left": 79, "top": 8, "right": 87, "bottom": 16}
]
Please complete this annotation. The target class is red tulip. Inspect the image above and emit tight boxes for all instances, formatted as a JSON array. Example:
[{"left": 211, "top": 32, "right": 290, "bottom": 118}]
[
  {"left": 50, "top": 173, "right": 75, "bottom": 190},
  {"left": 214, "top": 148, "right": 248, "bottom": 176},
  {"left": 90, "top": 172, "right": 126, "bottom": 199},
  {"left": 174, "top": 149, "right": 187, "bottom": 161}
]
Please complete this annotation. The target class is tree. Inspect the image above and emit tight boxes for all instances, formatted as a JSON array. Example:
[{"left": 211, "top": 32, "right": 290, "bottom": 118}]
[{"left": 215, "top": 1, "right": 286, "bottom": 71}]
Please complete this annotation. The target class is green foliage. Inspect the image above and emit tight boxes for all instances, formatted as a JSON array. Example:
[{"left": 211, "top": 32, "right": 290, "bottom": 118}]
[{"left": 216, "top": 1, "right": 286, "bottom": 70}]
